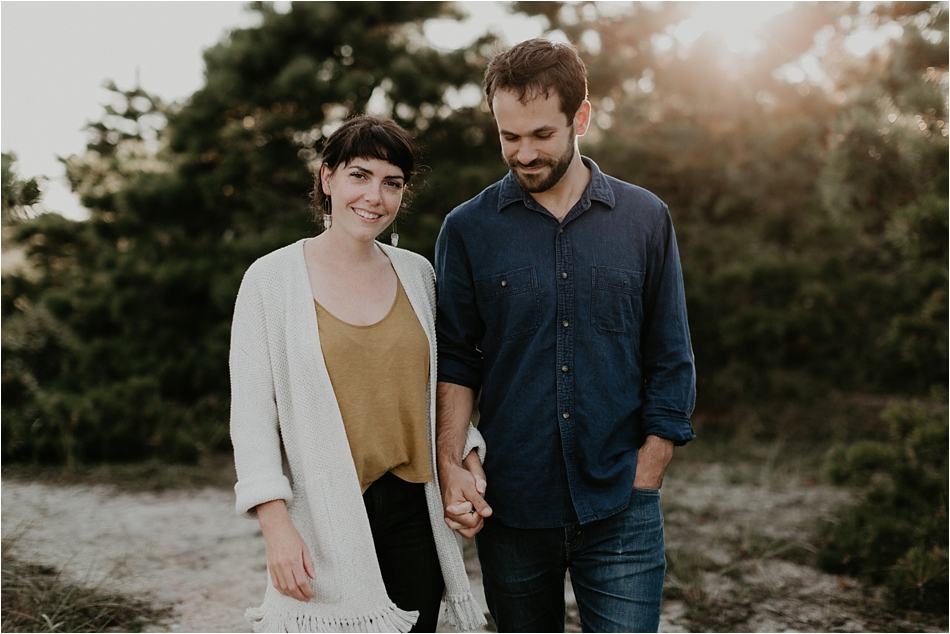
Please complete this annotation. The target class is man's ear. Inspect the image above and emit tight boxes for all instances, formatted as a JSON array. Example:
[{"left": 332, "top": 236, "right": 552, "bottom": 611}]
[{"left": 573, "top": 100, "right": 592, "bottom": 137}]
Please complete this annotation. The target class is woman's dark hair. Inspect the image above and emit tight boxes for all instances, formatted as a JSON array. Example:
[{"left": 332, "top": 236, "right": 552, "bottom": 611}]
[
  {"left": 484, "top": 38, "right": 588, "bottom": 124},
  {"left": 310, "top": 115, "right": 417, "bottom": 221}
]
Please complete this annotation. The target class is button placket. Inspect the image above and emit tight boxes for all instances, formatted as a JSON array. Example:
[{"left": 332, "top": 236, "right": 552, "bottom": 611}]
[{"left": 555, "top": 223, "right": 573, "bottom": 426}]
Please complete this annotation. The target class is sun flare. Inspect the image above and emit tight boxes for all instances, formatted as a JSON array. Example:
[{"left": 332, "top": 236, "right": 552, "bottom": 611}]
[{"left": 673, "top": 2, "right": 794, "bottom": 54}]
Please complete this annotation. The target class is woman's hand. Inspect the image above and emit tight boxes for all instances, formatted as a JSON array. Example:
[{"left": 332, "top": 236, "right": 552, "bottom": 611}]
[
  {"left": 442, "top": 448, "right": 492, "bottom": 538},
  {"left": 256, "top": 499, "right": 316, "bottom": 602}
]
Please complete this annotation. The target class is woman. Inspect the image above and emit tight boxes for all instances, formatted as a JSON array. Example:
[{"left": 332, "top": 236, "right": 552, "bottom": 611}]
[{"left": 229, "top": 116, "right": 486, "bottom": 633}]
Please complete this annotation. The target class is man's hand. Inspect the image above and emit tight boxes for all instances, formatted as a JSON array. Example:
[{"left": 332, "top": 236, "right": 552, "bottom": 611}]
[
  {"left": 441, "top": 449, "right": 492, "bottom": 538},
  {"left": 437, "top": 381, "right": 493, "bottom": 538},
  {"left": 633, "top": 435, "right": 674, "bottom": 489}
]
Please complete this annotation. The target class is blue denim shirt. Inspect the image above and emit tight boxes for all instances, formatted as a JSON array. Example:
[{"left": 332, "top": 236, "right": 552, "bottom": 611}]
[{"left": 435, "top": 158, "right": 696, "bottom": 528}]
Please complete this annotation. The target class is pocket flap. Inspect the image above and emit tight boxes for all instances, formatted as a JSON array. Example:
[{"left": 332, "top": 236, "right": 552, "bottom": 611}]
[
  {"left": 592, "top": 266, "right": 641, "bottom": 294},
  {"left": 475, "top": 266, "right": 538, "bottom": 299}
]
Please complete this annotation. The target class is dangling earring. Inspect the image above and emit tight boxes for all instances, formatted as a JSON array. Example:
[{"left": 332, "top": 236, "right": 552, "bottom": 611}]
[
  {"left": 322, "top": 197, "right": 331, "bottom": 230},
  {"left": 390, "top": 218, "right": 399, "bottom": 247}
]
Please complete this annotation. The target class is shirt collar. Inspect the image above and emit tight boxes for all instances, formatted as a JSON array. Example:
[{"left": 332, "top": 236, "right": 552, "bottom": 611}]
[{"left": 497, "top": 156, "right": 616, "bottom": 213}]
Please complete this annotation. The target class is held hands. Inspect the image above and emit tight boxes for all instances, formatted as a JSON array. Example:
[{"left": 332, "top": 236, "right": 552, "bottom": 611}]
[
  {"left": 441, "top": 450, "right": 492, "bottom": 539},
  {"left": 256, "top": 499, "right": 316, "bottom": 602}
]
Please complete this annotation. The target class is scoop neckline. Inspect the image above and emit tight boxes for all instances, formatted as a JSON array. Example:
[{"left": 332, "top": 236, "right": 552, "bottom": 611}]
[{"left": 313, "top": 278, "right": 403, "bottom": 329}]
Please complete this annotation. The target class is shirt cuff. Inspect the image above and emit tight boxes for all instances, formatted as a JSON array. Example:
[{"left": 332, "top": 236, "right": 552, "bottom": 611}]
[
  {"left": 640, "top": 418, "right": 696, "bottom": 446},
  {"left": 437, "top": 356, "right": 482, "bottom": 392}
]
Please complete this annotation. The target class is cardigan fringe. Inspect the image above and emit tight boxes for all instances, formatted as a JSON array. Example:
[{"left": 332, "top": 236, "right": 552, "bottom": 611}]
[
  {"left": 442, "top": 593, "right": 487, "bottom": 631},
  {"left": 246, "top": 604, "right": 419, "bottom": 633}
]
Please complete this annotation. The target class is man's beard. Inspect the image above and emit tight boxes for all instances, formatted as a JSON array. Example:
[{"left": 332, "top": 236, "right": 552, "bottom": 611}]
[{"left": 507, "top": 130, "right": 575, "bottom": 194}]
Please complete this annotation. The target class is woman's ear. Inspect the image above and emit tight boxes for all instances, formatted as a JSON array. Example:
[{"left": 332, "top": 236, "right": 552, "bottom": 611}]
[{"left": 320, "top": 164, "right": 333, "bottom": 196}]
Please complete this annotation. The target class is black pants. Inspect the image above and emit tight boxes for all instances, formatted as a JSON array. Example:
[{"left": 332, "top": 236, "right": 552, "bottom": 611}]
[{"left": 362, "top": 471, "right": 444, "bottom": 632}]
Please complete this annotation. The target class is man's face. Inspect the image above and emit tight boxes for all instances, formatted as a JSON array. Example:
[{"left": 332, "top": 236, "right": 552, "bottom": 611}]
[{"left": 492, "top": 89, "right": 577, "bottom": 194}]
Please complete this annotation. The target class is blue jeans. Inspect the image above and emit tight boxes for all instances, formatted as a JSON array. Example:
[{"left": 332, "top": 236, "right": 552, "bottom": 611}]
[{"left": 476, "top": 487, "right": 666, "bottom": 633}]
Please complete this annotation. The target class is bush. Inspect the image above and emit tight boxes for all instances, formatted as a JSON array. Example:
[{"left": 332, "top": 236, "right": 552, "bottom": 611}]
[{"left": 817, "top": 398, "right": 948, "bottom": 613}]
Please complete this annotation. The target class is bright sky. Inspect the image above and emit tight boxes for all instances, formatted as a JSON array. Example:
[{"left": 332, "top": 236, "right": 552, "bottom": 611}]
[
  {"left": 0, "top": 1, "right": 546, "bottom": 220},
  {"left": 2, "top": 2, "right": 262, "bottom": 219},
  {"left": 2, "top": 1, "right": 884, "bottom": 221}
]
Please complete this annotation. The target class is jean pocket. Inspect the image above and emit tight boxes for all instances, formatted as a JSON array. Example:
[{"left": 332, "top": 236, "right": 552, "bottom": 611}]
[
  {"left": 474, "top": 266, "right": 541, "bottom": 341},
  {"left": 591, "top": 266, "right": 643, "bottom": 335}
]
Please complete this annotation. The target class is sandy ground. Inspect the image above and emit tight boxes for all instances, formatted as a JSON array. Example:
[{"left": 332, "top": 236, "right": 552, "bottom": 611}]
[
  {"left": 2, "top": 466, "right": 943, "bottom": 633},
  {"left": 2, "top": 482, "right": 264, "bottom": 632}
]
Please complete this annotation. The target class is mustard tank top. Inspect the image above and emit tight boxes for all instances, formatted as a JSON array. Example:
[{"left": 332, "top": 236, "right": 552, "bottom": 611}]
[{"left": 314, "top": 279, "right": 432, "bottom": 493}]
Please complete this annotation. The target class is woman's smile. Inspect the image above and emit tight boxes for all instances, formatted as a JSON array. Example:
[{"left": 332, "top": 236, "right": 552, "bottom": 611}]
[{"left": 353, "top": 207, "right": 384, "bottom": 221}]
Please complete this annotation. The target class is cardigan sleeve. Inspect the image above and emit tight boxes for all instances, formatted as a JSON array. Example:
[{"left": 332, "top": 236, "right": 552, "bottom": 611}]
[
  {"left": 463, "top": 424, "right": 486, "bottom": 464},
  {"left": 229, "top": 267, "right": 294, "bottom": 519}
]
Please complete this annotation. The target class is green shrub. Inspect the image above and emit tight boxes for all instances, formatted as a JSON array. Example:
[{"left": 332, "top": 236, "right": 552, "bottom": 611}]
[
  {"left": 886, "top": 545, "right": 949, "bottom": 615},
  {"left": 817, "top": 399, "right": 948, "bottom": 613}
]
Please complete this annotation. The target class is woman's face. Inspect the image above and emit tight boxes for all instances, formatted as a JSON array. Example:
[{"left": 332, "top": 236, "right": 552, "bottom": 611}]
[{"left": 321, "top": 157, "right": 405, "bottom": 242}]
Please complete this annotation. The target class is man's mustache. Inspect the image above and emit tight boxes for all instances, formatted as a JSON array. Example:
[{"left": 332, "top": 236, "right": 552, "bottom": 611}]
[{"left": 509, "top": 158, "right": 553, "bottom": 170}]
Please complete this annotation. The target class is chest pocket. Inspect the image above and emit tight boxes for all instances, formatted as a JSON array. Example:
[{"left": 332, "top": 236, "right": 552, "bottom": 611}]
[
  {"left": 591, "top": 266, "right": 643, "bottom": 335},
  {"left": 474, "top": 266, "right": 541, "bottom": 341}
]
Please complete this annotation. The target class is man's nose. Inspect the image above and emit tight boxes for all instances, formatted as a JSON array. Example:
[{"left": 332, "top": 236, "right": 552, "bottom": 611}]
[{"left": 516, "top": 143, "right": 539, "bottom": 166}]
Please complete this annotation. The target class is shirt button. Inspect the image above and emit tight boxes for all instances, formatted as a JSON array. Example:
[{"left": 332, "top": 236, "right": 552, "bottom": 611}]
[
  {"left": 561, "top": 272, "right": 568, "bottom": 279},
  {"left": 501, "top": 279, "right": 507, "bottom": 287},
  {"left": 562, "top": 320, "right": 569, "bottom": 327},
  {"left": 562, "top": 412, "right": 570, "bottom": 419},
  {"left": 559, "top": 229, "right": 564, "bottom": 234},
  {"left": 561, "top": 365, "right": 569, "bottom": 372}
]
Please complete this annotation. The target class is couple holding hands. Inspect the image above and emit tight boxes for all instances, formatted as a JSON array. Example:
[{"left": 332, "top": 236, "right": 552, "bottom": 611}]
[{"left": 230, "top": 39, "right": 695, "bottom": 633}]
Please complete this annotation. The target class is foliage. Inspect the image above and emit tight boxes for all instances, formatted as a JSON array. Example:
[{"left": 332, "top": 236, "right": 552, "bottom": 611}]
[
  {"left": 1, "top": 1, "right": 947, "bottom": 464},
  {"left": 1, "top": 541, "right": 172, "bottom": 632},
  {"left": 818, "top": 398, "right": 949, "bottom": 614},
  {"left": 2, "top": 152, "right": 42, "bottom": 224}
]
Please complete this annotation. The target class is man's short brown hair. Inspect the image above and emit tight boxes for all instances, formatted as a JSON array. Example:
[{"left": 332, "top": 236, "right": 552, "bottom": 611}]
[{"left": 484, "top": 39, "right": 588, "bottom": 124}]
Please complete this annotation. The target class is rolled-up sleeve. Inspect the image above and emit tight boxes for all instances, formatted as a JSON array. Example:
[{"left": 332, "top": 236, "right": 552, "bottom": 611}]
[
  {"left": 435, "top": 215, "right": 484, "bottom": 391},
  {"left": 639, "top": 206, "right": 696, "bottom": 445},
  {"left": 229, "top": 271, "right": 293, "bottom": 518}
]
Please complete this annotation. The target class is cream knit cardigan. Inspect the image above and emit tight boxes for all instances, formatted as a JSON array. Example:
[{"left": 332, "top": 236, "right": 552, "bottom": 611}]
[{"left": 230, "top": 239, "right": 486, "bottom": 633}]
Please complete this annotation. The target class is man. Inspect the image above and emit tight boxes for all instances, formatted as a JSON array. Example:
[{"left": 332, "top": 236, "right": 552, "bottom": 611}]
[{"left": 435, "top": 39, "right": 695, "bottom": 633}]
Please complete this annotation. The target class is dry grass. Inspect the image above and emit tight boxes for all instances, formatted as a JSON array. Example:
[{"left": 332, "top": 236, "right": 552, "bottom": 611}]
[
  {"left": 1, "top": 454, "right": 236, "bottom": 493},
  {"left": 1, "top": 538, "right": 172, "bottom": 633}
]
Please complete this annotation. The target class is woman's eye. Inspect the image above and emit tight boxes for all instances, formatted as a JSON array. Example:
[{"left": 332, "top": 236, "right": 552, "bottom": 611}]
[
  {"left": 350, "top": 172, "right": 366, "bottom": 179},
  {"left": 385, "top": 181, "right": 404, "bottom": 189}
]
